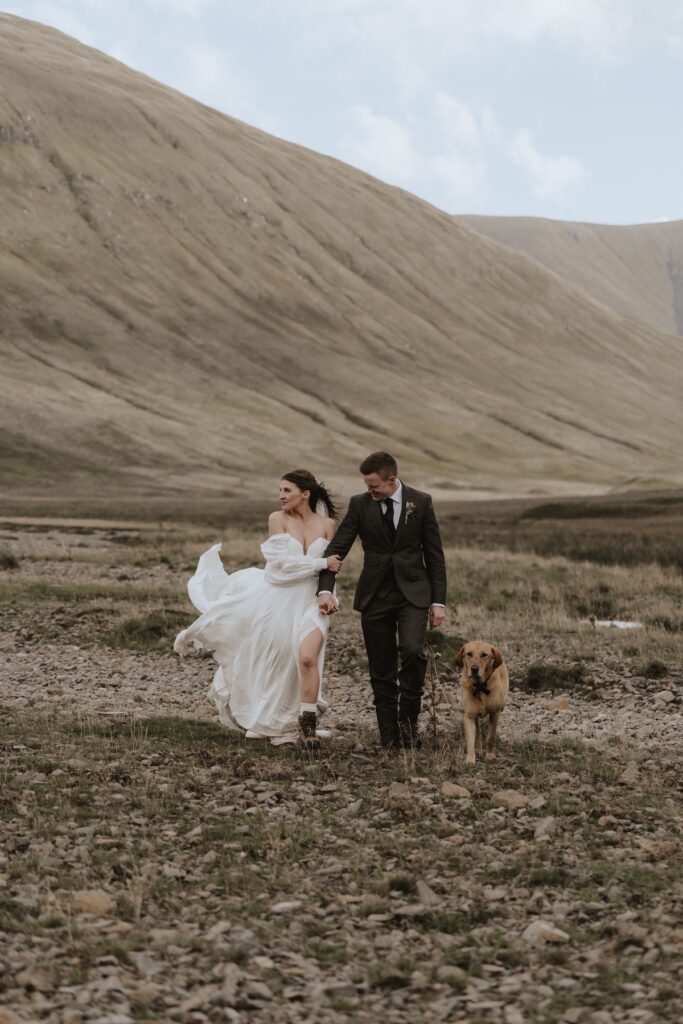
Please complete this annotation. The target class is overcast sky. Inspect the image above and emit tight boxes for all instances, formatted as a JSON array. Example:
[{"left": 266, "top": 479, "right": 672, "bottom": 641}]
[{"left": 4, "top": 0, "right": 683, "bottom": 224}]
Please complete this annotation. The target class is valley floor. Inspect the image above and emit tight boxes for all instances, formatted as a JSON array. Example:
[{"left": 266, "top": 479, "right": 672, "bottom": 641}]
[{"left": 0, "top": 518, "right": 681, "bottom": 1024}]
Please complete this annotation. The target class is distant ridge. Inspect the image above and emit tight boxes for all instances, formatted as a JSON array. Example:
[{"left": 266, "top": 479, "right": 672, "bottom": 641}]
[
  {"left": 457, "top": 215, "right": 683, "bottom": 339},
  {"left": 1, "top": 13, "right": 682, "bottom": 502}
]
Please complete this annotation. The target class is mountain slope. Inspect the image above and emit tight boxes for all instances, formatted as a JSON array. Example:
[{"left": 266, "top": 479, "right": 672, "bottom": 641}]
[
  {"left": 457, "top": 215, "right": 683, "bottom": 339},
  {"left": 1, "top": 14, "right": 682, "bottom": 502}
]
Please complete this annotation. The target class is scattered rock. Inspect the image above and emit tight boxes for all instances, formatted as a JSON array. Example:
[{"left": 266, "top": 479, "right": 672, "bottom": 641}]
[
  {"left": 271, "top": 900, "right": 302, "bottom": 914},
  {"left": 246, "top": 980, "right": 273, "bottom": 1000},
  {"left": 409, "top": 776, "right": 432, "bottom": 788},
  {"left": 435, "top": 964, "right": 466, "bottom": 986},
  {"left": 482, "top": 885, "right": 507, "bottom": 901},
  {"left": 129, "top": 951, "right": 164, "bottom": 976},
  {"left": 227, "top": 927, "right": 257, "bottom": 954},
  {"left": 492, "top": 789, "right": 529, "bottom": 811},
  {"left": 206, "top": 919, "right": 231, "bottom": 938},
  {"left": 387, "top": 781, "right": 412, "bottom": 804},
  {"left": 324, "top": 980, "right": 358, "bottom": 1001},
  {"left": 521, "top": 918, "right": 570, "bottom": 946},
  {"left": 73, "top": 888, "right": 114, "bottom": 915},
  {"left": 394, "top": 903, "right": 427, "bottom": 917},
  {"left": 534, "top": 816, "right": 557, "bottom": 839},
  {"left": 0, "top": 1013, "right": 21, "bottom": 1024},
  {"left": 440, "top": 781, "right": 471, "bottom": 799},
  {"left": 549, "top": 698, "right": 571, "bottom": 710},
  {"left": 415, "top": 879, "right": 441, "bottom": 907},
  {"left": 504, "top": 1007, "right": 525, "bottom": 1024},
  {"left": 130, "top": 982, "right": 163, "bottom": 1007},
  {"left": 16, "top": 964, "right": 57, "bottom": 992},
  {"left": 619, "top": 763, "right": 639, "bottom": 786},
  {"left": 386, "top": 780, "right": 418, "bottom": 811}
]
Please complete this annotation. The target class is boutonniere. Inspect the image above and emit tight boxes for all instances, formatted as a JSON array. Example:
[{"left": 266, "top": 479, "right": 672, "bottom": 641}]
[{"left": 405, "top": 500, "right": 417, "bottom": 524}]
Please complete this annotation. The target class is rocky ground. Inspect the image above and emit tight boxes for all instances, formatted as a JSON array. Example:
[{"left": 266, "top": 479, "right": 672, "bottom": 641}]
[{"left": 0, "top": 521, "right": 682, "bottom": 1024}]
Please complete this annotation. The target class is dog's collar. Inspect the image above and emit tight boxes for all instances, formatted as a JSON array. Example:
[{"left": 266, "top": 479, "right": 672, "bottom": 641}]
[{"left": 472, "top": 662, "right": 497, "bottom": 696}]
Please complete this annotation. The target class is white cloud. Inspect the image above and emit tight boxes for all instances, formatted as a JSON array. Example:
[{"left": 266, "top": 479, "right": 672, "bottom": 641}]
[
  {"left": 341, "top": 106, "right": 424, "bottom": 184},
  {"left": 666, "top": 4, "right": 683, "bottom": 56},
  {"left": 340, "top": 94, "right": 493, "bottom": 207},
  {"left": 143, "top": 0, "right": 217, "bottom": 13},
  {"left": 510, "top": 129, "right": 587, "bottom": 199},
  {"left": 272, "top": 0, "right": 678, "bottom": 68},
  {"left": 176, "top": 41, "right": 281, "bottom": 133},
  {"left": 479, "top": 0, "right": 635, "bottom": 61},
  {"left": 431, "top": 93, "right": 493, "bottom": 202},
  {"left": 17, "top": 2, "right": 97, "bottom": 44}
]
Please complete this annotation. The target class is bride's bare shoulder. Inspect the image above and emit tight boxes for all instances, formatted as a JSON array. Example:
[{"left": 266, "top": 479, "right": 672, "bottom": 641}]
[
  {"left": 268, "top": 510, "right": 286, "bottom": 535},
  {"left": 325, "top": 516, "right": 337, "bottom": 539}
]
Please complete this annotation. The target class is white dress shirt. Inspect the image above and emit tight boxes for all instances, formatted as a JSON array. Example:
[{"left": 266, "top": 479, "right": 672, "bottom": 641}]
[{"left": 382, "top": 480, "right": 402, "bottom": 530}]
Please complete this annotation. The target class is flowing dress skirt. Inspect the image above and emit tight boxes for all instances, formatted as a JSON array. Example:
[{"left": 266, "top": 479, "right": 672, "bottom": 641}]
[{"left": 174, "top": 536, "right": 331, "bottom": 742}]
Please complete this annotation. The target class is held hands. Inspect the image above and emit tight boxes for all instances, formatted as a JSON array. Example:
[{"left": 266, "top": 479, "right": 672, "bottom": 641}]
[
  {"left": 318, "top": 593, "right": 338, "bottom": 615},
  {"left": 318, "top": 556, "right": 342, "bottom": 616},
  {"left": 429, "top": 605, "right": 446, "bottom": 629}
]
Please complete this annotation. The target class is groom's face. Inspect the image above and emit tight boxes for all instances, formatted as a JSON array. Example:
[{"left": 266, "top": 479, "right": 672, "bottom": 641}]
[{"left": 362, "top": 472, "right": 398, "bottom": 500}]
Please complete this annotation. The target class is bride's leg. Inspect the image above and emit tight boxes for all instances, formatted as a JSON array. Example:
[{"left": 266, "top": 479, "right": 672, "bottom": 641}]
[
  {"left": 298, "top": 628, "right": 324, "bottom": 746},
  {"left": 299, "top": 628, "right": 324, "bottom": 703}
]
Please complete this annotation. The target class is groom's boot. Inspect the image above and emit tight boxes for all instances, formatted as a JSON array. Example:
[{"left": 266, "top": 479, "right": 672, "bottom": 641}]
[
  {"left": 375, "top": 704, "right": 400, "bottom": 751},
  {"left": 398, "top": 697, "right": 423, "bottom": 750},
  {"left": 398, "top": 716, "right": 422, "bottom": 750}
]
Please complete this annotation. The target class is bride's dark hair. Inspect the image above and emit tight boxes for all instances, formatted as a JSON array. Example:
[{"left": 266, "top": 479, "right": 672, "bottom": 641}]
[{"left": 282, "top": 470, "right": 338, "bottom": 520}]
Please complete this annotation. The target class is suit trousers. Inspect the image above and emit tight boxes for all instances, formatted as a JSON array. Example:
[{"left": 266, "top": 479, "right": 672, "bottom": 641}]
[{"left": 360, "top": 573, "right": 429, "bottom": 724}]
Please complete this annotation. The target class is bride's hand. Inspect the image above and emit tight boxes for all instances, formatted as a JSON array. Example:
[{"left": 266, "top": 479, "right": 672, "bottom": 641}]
[{"left": 326, "top": 555, "right": 343, "bottom": 572}]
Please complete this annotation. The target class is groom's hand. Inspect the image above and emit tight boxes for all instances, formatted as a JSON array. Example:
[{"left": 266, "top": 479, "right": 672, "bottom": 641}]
[
  {"left": 429, "top": 604, "right": 446, "bottom": 629},
  {"left": 318, "top": 593, "right": 337, "bottom": 615}
]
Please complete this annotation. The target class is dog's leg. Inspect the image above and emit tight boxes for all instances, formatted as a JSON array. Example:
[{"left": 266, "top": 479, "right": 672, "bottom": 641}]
[
  {"left": 464, "top": 715, "right": 477, "bottom": 764},
  {"left": 475, "top": 717, "right": 483, "bottom": 756},
  {"left": 485, "top": 712, "right": 500, "bottom": 761}
]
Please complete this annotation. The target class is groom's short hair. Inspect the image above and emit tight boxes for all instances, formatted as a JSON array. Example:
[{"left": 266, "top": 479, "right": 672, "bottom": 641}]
[{"left": 359, "top": 451, "right": 398, "bottom": 478}]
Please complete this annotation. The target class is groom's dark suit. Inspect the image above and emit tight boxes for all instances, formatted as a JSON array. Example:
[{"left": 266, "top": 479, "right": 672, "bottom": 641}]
[{"left": 318, "top": 484, "right": 447, "bottom": 746}]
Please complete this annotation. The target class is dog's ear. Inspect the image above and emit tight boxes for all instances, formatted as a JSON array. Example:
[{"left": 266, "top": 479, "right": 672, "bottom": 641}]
[
  {"left": 455, "top": 645, "right": 466, "bottom": 669},
  {"left": 491, "top": 646, "right": 503, "bottom": 669}
]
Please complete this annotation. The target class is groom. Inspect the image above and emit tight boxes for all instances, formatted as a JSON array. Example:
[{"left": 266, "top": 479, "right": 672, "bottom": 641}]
[{"left": 318, "top": 451, "right": 447, "bottom": 749}]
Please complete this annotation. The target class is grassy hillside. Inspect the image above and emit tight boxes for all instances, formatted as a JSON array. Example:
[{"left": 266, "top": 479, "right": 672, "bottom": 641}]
[{"left": 2, "top": 14, "right": 682, "bottom": 503}]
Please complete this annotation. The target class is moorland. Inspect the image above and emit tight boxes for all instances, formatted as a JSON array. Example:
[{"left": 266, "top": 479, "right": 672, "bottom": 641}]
[{"left": 1, "top": 490, "right": 681, "bottom": 1023}]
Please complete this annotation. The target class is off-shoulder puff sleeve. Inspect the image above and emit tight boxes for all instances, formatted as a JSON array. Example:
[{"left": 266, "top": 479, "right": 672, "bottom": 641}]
[{"left": 261, "top": 534, "right": 328, "bottom": 585}]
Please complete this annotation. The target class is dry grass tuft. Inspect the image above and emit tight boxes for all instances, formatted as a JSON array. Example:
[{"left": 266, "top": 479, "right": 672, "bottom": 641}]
[{"left": 0, "top": 547, "right": 19, "bottom": 570}]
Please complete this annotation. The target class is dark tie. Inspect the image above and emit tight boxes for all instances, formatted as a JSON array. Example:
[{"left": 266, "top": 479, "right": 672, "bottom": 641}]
[{"left": 383, "top": 497, "right": 396, "bottom": 537}]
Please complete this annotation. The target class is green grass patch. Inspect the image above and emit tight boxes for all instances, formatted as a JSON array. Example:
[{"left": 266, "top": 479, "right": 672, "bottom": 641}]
[
  {"left": 0, "top": 547, "right": 19, "bottom": 570},
  {"left": 0, "top": 579, "right": 178, "bottom": 605},
  {"left": 102, "top": 608, "right": 193, "bottom": 651},
  {"left": 515, "top": 661, "right": 590, "bottom": 692}
]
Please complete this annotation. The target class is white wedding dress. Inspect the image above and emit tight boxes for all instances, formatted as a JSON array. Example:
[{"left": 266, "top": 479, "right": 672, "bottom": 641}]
[{"left": 174, "top": 533, "right": 332, "bottom": 744}]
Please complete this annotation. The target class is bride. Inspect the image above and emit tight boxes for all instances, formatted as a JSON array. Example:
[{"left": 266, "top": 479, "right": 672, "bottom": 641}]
[{"left": 174, "top": 470, "right": 342, "bottom": 746}]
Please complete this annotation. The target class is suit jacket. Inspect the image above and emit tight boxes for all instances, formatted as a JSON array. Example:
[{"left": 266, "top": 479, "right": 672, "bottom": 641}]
[{"left": 317, "top": 484, "right": 447, "bottom": 612}]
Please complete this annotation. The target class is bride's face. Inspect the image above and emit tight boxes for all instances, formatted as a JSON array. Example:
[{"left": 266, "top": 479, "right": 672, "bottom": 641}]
[{"left": 279, "top": 479, "right": 309, "bottom": 514}]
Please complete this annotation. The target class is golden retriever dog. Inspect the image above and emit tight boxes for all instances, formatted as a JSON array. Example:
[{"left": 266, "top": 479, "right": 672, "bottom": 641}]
[{"left": 455, "top": 641, "right": 509, "bottom": 764}]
